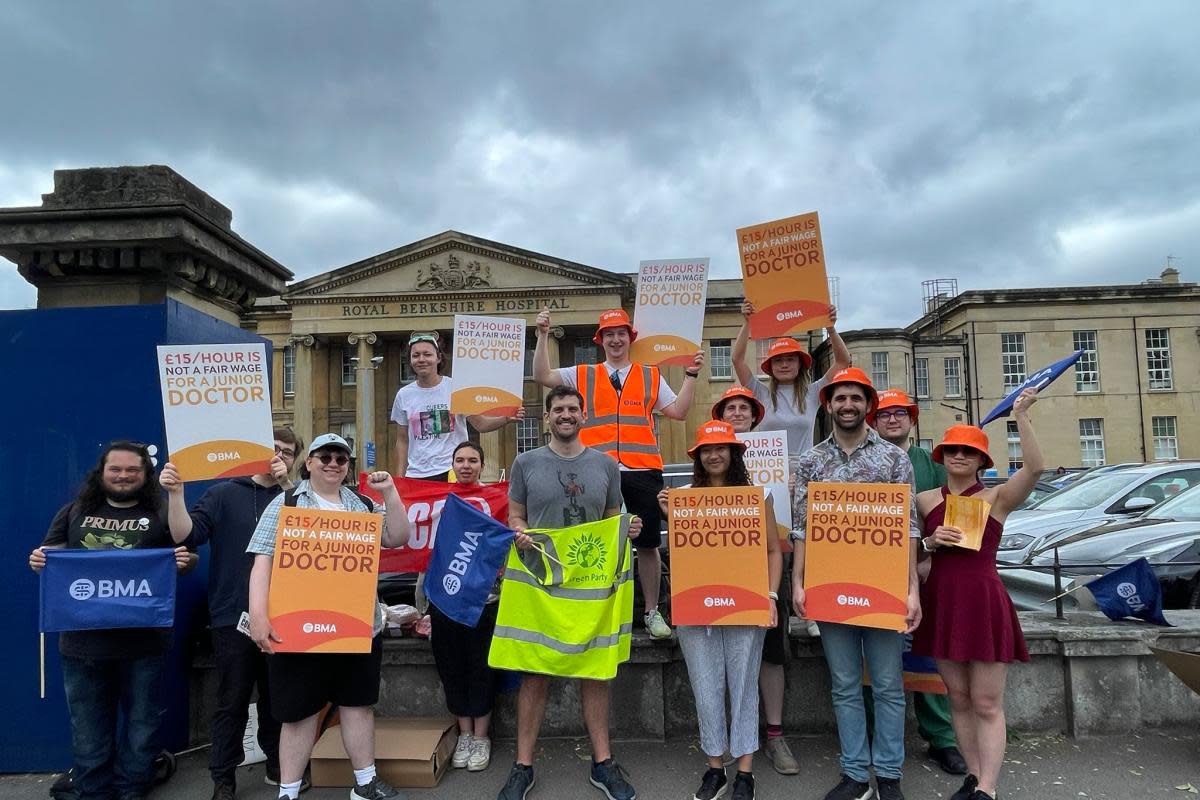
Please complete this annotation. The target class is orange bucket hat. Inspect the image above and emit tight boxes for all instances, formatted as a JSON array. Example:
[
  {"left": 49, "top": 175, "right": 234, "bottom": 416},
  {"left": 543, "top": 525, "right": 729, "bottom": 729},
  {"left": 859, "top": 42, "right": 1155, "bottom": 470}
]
[
  {"left": 759, "top": 337, "right": 813, "bottom": 374},
  {"left": 687, "top": 420, "right": 748, "bottom": 458},
  {"left": 710, "top": 385, "right": 766, "bottom": 427},
  {"left": 933, "top": 425, "right": 994, "bottom": 469},
  {"left": 818, "top": 366, "right": 877, "bottom": 407},
  {"left": 868, "top": 387, "right": 919, "bottom": 425},
  {"left": 592, "top": 308, "right": 638, "bottom": 344}
]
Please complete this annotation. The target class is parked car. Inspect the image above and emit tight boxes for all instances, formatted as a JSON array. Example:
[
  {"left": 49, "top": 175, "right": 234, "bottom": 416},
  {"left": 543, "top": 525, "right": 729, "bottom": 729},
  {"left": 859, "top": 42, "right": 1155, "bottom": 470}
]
[
  {"left": 996, "top": 462, "right": 1200, "bottom": 564},
  {"left": 1048, "top": 462, "right": 1139, "bottom": 489},
  {"left": 1001, "top": 482, "right": 1200, "bottom": 611},
  {"left": 980, "top": 476, "right": 1061, "bottom": 509}
]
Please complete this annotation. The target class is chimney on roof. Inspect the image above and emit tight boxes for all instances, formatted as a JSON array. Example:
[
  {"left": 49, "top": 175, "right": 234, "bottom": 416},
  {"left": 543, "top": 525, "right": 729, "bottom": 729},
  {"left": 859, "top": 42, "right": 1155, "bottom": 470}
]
[{"left": 1161, "top": 267, "right": 1180, "bottom": 284}]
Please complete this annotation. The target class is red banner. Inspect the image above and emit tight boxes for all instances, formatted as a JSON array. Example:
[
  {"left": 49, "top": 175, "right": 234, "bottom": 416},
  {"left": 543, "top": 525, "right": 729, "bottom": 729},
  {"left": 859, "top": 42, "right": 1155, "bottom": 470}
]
[{"left": 357, "top": 475, "right": 510, "bottom": 573}]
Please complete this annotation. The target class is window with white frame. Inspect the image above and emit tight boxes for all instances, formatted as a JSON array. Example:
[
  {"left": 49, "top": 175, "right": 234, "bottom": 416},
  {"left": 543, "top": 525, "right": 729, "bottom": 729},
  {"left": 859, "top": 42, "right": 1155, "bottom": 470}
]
[
  {"left": 914, "top": 358, "right": 929, "bottom": 399},
  {"left": 340, "top": 422, "right": 356, "bottom": 452},
  {"left": 283, "top": 346, "right": 295, "bottom": 395},
  {"left": 341, "top": 346, "right": 357, "bottom": 386},
  {"left": 871, "top": 352, "right": 889, "bottom": 388},
  {"left": 1001, "top": 333, "right": 1026, "bottom": 392},
  {"left": 1073, "top": 330, "right": 1099, "bottom": 393},
  {"left": 1007, "top": 421, "right": 1023, "bottom": 471},
  {"left": 710, "top": 339, "right": 732, "bottom": 379},
  {"left": 524, "top": 338, "right": 536, "bottom": 379},
  {"left": 944, "top": 357, "right": 962, "bottom": 397},
  {"left": 918, "top": 439, "right": 933, "bottom": 453},
  {"left": 1079, "top": 418, "right": 1106, "bottom": 467},
  {"left": 1145, "top": 328, "right": 1173, "bottom": 390},
  {"left": 574, "top": 338, "right": 598, "bottom": 366},
  {"left": 516, "top": 413, "right": 542, "bottom": 453},
  {"left": 1153, "top": 416, "right": 1179, "bottom": 460}
]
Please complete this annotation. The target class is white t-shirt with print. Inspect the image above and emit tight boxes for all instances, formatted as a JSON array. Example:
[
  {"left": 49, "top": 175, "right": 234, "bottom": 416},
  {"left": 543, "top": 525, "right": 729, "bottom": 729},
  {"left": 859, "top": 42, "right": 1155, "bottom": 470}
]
[{"left": 390, "top": 376, "right": 468, "bottom": 478}]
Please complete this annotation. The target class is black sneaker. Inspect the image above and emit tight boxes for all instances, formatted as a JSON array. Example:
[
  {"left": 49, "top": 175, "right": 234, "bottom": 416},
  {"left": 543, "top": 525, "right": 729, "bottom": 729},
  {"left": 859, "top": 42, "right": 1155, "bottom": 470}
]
[
  {"left": 730, "top": 771, "right": 755, "bottom": 800},
  {"left": 875, "top": 777, "right": 904, "bottom": 800},
  {"left": 693, "top": 767, "right": 727, "bottom": 800},
  {"left": 950, "top": 774, "right": 979, "bottom": 800},
  {"left": 210, "top": 783, "right": 236, "bottom": 800},
  {"left": 590, "top": 757, "right": 636, "bottom": 800},
  {"left": 351, "top": 776, "right": 407, "bottom": 800},
  {"left": 822, "top": 774, "right": 874, "bottom": 800},
  {"left": 497, "top": 763, "right": 536, "bottom": 800}
]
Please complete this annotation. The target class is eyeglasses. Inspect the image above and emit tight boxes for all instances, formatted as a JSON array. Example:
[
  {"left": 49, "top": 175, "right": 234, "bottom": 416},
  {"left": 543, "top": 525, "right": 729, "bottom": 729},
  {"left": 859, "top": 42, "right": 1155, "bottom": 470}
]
[
  {"left": 275, "top": 445, "right": 296, "bottom": 459},
  {"left": 940, "top": 445, "right": 978, "bottom": 457},
  {"left": 875, "top": 409, "right": 910, "bottom": 421},
  {"left": 314, "top": 452, "right": 349, "bottom": 466}
]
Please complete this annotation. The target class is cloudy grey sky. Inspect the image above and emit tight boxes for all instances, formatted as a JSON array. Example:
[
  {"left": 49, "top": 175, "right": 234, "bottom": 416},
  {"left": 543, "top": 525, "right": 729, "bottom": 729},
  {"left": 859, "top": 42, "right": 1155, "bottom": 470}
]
[{"left": 1, "top": 1, "right": 1196, "bottom": 328}]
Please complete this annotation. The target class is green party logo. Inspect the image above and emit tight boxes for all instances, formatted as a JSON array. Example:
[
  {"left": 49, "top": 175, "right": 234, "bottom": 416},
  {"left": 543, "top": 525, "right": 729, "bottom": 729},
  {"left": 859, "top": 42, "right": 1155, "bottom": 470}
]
[{"left": 567, "top": 532, "right": 607, "bottom": 571}]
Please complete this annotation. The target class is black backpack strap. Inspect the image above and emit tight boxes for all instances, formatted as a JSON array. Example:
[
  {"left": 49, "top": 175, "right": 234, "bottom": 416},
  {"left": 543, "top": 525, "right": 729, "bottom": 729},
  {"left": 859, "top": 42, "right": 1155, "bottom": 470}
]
[
  {"left": 284, "top": 488, "right": 298, "bottom": 507},
  {"left": 351, "top": 490, "right": 375, "bottom": 513}
]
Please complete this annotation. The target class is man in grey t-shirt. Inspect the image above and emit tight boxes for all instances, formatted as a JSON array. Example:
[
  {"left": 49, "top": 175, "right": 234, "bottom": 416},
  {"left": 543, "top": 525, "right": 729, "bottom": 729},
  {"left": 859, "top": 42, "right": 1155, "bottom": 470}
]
[{"left": 496, "top": 386, "right": 637, "bottom": 800}]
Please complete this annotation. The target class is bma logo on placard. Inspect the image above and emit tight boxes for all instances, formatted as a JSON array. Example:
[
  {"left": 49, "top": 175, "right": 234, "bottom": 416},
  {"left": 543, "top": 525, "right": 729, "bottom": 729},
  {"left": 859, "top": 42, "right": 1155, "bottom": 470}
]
[{"left": 68, "top": 578, "right": 152, "bottom": 600}]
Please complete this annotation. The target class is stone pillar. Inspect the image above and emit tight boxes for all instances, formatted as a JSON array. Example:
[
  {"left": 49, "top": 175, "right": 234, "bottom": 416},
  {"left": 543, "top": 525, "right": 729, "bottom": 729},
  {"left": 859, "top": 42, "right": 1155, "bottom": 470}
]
[
  {"left": 289, "top": 334, "right": 317, "bottom": 446},
  {"left": 348, "top": 332, "right": 379, "bottom": 469}
]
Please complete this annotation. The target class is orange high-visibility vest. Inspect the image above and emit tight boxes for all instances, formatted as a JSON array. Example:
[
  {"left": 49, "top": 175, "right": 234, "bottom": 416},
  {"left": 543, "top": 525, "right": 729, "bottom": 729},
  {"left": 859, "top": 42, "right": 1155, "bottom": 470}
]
[{"left": 576, "top": 364, "right": 664, "bottom": 471}]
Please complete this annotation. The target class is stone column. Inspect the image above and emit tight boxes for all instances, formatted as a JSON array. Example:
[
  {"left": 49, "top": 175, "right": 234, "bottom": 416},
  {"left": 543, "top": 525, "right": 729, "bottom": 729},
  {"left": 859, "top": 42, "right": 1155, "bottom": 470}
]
[
  {"left": 348, "top": 333, "right": 380, "bottom": 470},
  {"left": 289, "top": 334, "right": 317, "bottom": 446}
]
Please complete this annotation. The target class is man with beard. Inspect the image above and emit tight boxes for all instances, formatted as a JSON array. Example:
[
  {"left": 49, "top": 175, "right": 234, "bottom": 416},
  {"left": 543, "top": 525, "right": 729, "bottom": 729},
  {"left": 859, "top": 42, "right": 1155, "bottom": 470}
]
[
  {"left": 789, "top": 369, "right": 922, "bottom": 800},
  {"left": 29, "top": 441, "right": 193, "bottom": 800},
  {"left": 159, "top": 428, "right": 303, "bottom": 800},
  {"left": 868, "top": 389, "right": 967, "bottom": 777},
  {"left": 496, "top": 386, "right": 639, "bottom": 800},
  {"left": 532, "top": 308, "right": 702, "bottom": 640}
]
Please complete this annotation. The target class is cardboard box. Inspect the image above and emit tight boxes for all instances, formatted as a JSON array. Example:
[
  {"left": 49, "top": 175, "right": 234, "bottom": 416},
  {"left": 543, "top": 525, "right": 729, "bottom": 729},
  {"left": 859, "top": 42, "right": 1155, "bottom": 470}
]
[
  {"left": 1150, "top": 646, "right": 1200, "bottom": 696},
  {"left": 310, "top": 717, "right": 456, "bottom": 788}
]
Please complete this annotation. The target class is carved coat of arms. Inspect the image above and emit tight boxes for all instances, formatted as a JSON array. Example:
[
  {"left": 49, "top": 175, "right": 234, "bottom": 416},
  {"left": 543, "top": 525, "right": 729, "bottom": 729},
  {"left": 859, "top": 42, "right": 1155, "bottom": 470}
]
[{"left": 416, "top": 254, "right": 492, "bottom": 290}]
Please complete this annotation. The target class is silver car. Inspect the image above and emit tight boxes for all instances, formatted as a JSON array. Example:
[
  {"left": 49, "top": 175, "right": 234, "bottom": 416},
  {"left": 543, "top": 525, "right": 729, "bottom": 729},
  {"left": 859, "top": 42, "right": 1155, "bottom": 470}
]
[{"left": 995, "top": 462, "right": 1200, "bottom": 564}]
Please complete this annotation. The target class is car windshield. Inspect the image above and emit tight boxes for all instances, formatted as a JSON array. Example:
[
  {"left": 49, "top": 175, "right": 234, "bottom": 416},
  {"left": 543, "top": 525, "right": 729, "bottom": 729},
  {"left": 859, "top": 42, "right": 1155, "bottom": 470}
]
[
  {"left": 1144, "top": 484, "right": 1200, "bottom": 521},
  {"left": 1028, "top": 472, "right": 1140, "bottom": 511}
]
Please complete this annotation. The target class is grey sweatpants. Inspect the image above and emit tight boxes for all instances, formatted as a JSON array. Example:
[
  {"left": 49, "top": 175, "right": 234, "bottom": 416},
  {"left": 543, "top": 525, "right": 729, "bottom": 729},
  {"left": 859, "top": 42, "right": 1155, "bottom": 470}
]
[{"left": 677, "top": 625, "right": 767, "bottom": 758}]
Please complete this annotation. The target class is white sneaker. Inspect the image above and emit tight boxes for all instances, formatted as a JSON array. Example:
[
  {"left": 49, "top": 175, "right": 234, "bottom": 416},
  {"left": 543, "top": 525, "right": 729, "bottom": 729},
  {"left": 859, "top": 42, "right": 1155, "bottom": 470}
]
[
  {"left": 467, "top": 736, "right": 491, "bottom": 771},
  {"left": 451, "top": 733, "right": 472, "bottom": 769},
  {"left": 645, "top": 608, "right": 673, "bottom": 639}
]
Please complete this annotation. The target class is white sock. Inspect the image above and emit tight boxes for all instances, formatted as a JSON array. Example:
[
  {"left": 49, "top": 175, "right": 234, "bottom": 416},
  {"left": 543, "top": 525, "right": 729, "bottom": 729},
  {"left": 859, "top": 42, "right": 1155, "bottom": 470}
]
[
  {"left": 353, "top": 764, "right": 377, "bottom": 785},
  {"left": 278, "top": 779, "right": 302, "bottom": 799}
]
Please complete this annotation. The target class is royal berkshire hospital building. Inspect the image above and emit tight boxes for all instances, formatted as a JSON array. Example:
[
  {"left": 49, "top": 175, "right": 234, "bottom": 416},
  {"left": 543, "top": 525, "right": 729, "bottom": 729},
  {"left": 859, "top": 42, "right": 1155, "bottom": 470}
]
[{"left": 3, "top": 166, "right": 1198, "bottom": 478}]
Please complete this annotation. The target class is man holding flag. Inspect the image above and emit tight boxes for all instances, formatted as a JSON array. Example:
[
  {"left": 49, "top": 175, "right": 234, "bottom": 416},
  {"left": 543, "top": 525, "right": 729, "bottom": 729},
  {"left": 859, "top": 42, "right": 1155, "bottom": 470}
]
[
  {"left": 29, "top": 441, "right": 194, "bottom": 800},
  {"left": 494, "top": 386, "right": 639, "bottom": 800}
]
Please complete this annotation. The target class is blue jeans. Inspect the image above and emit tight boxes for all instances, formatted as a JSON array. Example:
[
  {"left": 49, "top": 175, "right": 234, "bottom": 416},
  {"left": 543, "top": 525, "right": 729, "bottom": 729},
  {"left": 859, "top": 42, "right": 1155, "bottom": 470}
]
[
  {"left": 61, "top": 654, "right": 166, "bottom": 800},
  {"left": 818, "top": 622, "right": 905, "bottom": 782}
]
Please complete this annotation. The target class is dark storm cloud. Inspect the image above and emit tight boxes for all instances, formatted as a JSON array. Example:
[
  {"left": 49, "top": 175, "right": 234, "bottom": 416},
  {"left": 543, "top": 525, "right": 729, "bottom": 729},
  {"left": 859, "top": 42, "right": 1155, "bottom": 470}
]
[{"left": 1, "top": 1, "right": 1197, "bottom": 327}]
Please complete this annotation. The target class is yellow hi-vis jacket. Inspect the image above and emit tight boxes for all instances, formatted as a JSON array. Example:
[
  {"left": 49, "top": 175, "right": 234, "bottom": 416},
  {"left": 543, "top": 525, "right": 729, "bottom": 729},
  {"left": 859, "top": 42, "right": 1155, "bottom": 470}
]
[{"left": 488, "top": 514, "right": 634, "bottom": 680}]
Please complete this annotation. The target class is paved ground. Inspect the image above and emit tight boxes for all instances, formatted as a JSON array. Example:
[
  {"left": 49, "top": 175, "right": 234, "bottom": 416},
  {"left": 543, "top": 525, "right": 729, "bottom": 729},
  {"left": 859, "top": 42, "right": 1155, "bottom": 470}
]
[{"left": 3, "top": 729, "right": 1197, "bottom": 799}]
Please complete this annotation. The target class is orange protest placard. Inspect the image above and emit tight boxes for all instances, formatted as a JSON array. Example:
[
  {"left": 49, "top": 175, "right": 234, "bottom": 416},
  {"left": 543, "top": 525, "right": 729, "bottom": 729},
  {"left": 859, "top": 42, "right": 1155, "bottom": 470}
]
[
  {"left": 737, "top": 211, "right": 832, "bottom": 338},
  {"left": 667, "top": 486, "right": 770, "bottom": 626},
  {"left": 943, "top": 494, "right": 990, "bottom": 551},
  {"left": 268, "top": 507, "right": 382, "bottom": 653},
  {"left": 803, "top": 482, "right": 912, "bottom": 631}
]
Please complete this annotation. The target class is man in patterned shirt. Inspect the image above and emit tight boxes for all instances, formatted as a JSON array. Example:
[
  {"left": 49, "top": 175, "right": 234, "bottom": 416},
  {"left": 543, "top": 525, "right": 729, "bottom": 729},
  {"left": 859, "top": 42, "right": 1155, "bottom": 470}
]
[{"left": 789, "top": 368, "right": 921, "bottom": 800}]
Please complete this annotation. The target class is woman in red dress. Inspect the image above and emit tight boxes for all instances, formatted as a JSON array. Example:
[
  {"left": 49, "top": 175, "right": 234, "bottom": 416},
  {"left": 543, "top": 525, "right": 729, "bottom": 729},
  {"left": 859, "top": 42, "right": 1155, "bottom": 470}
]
[{"left": 912, "top": 388, "right": 1042, "bottom": 800}]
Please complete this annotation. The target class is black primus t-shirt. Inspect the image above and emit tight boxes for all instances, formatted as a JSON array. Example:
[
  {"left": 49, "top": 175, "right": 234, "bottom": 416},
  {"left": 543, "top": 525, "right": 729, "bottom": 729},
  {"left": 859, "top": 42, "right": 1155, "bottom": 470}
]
[{"left": 42, "top": 501, "right": 175, "bottom": 659}]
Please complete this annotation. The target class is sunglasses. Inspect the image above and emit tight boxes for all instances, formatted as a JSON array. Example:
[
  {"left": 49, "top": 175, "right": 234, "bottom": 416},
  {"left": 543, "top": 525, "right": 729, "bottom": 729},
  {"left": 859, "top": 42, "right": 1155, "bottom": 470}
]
[
  {"left": 408, "top": 332, "right": 440, "bottom": 347},
  {"left": 875, "top": 409, "right": 910, "bottom": 421},
  {"left": 941, "top": 445, "right": 979, "bottom": 457},
  {"left": 313, "top": 452, "right": 349, "bottom": 466}
]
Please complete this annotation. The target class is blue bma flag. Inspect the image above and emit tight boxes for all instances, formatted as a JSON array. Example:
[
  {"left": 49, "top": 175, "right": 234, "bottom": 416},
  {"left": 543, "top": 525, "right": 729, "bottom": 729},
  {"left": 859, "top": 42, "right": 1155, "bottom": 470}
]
[
  {"left": 40, "top": 549, "right": 177, "bottom": 632},
  {"left": 1085, "top": 557, "right": 1172, "bottom": 626},
  {"left": 980, "top": 350, "right": 1084, "bottom": 425},
  {"left": 425, "top": 493, "right": 514, "bottom": 627}
]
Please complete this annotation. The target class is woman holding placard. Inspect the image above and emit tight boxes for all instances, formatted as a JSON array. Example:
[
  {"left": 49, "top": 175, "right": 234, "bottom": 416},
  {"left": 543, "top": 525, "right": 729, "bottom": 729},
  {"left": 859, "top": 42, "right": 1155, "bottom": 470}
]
[
  {"left": 732, "top": 301, "right": 850, "bottom": 459},
  {"left": 912, "top": 389, "right": 1042, "bottom": 800},
  {"left": 658, "top": 421, "right": 782, "bottom": 800},
  {"left": 710, "top": 386, "right": 799, "bottom": 776},
  {"left": 430, "top": 441, "right": 501, "bottom": 774}
]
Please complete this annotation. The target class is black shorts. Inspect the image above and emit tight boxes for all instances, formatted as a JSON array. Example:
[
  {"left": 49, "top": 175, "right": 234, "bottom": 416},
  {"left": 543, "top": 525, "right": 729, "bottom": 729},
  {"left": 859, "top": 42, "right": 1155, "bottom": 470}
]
[
  {"left": 620, "top": 469, "right": 663, "bottom": 550},
  {"left": 268, "top": 634, "right": 384, "bottom": 723}
]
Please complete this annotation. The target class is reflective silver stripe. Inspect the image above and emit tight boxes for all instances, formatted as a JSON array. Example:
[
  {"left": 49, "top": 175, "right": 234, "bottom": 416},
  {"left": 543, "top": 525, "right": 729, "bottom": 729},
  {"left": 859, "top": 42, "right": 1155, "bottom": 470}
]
[
  {"left": 641, "top": 366, "right": 654, "bottom": 409},
  {"left": 505, "top": 567, "right": 630, "bottom": 599},
  {"left": 515, "top": 533, "right": 564, "bottom": 585},
  {"left": 492, "top": 622, "right": 634, "bottom": 655},
  {"left": 605, "top": 442, "right": 660, "bottom": 454},
  {"left": 586, "top": 414, "right": 652, "bottom": 427}
]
